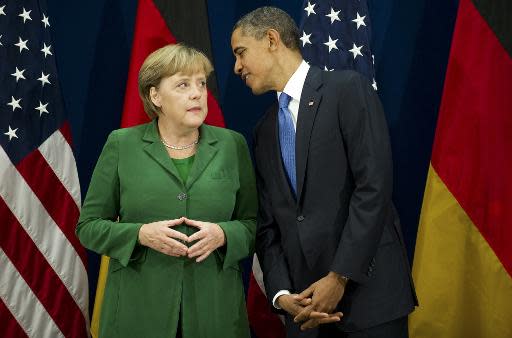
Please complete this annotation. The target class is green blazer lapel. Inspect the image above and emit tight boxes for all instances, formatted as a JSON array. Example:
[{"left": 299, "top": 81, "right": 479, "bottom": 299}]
[
  {"left": 142, "top": 120, "right": 182, "bottom": 183},
  {"left": 186, "top": 124, "right": 218, "bottom": 189}
]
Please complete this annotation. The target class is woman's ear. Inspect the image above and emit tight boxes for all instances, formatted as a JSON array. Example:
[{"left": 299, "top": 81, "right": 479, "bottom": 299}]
[{"left": 149, "top": 86, "right": 161, "bottom": 107}]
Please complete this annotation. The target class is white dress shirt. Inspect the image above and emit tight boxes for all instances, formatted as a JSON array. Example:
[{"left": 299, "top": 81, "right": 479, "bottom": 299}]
[
  {"left": 272, "top": 60, "right": 310, "bottom": 308},
  {"left": 277, "top": 60, "right": 311, "bottom": 131}
]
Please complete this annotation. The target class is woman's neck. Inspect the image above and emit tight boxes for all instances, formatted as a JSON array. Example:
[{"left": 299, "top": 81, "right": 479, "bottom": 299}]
[
  {"left": 157, "top": 119, "right": 199, "bottom": 146},
  {"left": 157, "top": 118, "right": 199, "bottom": 159}
]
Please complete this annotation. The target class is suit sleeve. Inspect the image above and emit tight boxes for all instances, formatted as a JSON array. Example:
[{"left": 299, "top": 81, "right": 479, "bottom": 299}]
[
  {"left": 253, "top": 128, "right": 293, "bottom": 307},
  {"left": 216, "top": 133, "right": 257, "bottom": 270},
  {"left": 331, "top": 72, "right": 394, "bottom": 283},
  {"left": 76, "top": 131, "right": 145, "bottom": 267}
]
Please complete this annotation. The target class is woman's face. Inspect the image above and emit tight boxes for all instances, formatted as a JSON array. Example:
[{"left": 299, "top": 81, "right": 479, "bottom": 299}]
[{"left": 150, "top": 71, "right": 208, "bottom": 130}]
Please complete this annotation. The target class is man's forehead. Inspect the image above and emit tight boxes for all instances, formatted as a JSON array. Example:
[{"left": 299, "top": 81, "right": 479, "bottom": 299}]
[
  {"left": 231, "top": 31, "right": 250, "bottom": 51},
  {"left": 232, "top": 30, "right": 259, "bottom": 46}
]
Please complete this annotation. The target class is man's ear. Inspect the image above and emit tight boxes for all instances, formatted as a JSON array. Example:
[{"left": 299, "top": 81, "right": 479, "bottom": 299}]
[
  {"left": 266, "top": 29, "right": 281, "bottom": 51},
  {"left": 149, "top": 86, "right": 160, "bottom": 107}
]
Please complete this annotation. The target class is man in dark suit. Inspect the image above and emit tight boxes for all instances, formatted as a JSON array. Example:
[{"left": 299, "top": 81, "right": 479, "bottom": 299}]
[{"left": 231, "top": 6, "right": 417, "bottom": 338}]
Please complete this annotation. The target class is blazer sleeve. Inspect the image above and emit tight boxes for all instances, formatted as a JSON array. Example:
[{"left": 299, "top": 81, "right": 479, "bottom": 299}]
[
  {"left": 331, "top": 72, "right": 394, "bottom": 283},
  {"left": 76, "top": 131, "right": 145, "bottom": 267},
  {"left": 216, "top": 133, "right": 257, "bottom": 270},
  {"left": 253, "top": 129, "right": 293, "bottom": 306}
]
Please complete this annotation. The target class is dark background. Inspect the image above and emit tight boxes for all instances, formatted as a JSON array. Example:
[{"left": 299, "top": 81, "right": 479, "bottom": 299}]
[{"left": 46, "top": 0, "right": 459, "bottom": 313}]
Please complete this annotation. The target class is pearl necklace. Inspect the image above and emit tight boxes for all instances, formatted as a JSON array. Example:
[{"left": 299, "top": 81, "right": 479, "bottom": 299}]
[{"left": 160, "top": 136, "right": 199, "bottom": 150}]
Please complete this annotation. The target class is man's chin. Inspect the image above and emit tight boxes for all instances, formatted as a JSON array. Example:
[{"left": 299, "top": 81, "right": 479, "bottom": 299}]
[{"left": 250, "top": 86, "right": 266, "bottom": 95}]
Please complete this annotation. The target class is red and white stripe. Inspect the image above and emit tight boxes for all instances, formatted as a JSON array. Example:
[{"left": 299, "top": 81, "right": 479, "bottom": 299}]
[{"left": 0, "top": 126, "right": 89, "bottom": 338}]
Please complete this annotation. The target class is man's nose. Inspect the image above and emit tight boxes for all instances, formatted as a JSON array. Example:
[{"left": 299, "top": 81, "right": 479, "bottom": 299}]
[{"left": 234, "top": 58, "right": 242, "bottom": 75}]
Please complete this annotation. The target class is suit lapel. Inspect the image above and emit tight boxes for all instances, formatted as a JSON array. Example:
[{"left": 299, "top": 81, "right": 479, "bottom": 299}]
[
  {"left": 142, "top": 120, "right": 182, "bottom": 183},
  {"left": 296, "top": 67, "right": 323, "bottom": 203},
  {"left": 186, "top": 124, "right": 218, "bottom": 189}
]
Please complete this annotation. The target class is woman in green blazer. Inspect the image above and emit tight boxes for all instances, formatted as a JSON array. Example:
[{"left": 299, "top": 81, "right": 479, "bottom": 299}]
[{"left": 77, "top": 44, "right": 257, "bottom": 338}]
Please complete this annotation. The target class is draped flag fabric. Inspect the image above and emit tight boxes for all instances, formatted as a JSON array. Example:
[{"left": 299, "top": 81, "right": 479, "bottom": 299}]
[
  {"left": 90, "top": 0, "right": 225, "bottom": 336},
  {"left": 246, "top": 1, "right": 376, "bottom": 338},
  {"left": 410, "top": 0, "right": 512, "bottom": 337},
  {"left": 0, "top": 1, "right": 89, "bottom": 337},
  {"left": 300, "top": 0, "right": 376, "bottom": 85}
]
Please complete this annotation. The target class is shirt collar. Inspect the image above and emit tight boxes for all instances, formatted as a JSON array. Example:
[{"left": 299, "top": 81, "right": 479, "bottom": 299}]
[{"left": 277, "top": 60, "right": 310, "bottom": 103}]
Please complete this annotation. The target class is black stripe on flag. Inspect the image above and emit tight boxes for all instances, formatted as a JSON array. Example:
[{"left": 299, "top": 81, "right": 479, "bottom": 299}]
[
  {"left": 472, "top": 0, "right": 511, "bottom": 57},
  {"left": 153, "top": 0, "right": 220, "bottom": 99}
]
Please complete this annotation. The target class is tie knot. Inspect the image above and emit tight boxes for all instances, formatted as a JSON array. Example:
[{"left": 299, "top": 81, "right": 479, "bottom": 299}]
[{"left": 279, "top": 92, "right": 292, "bottom": 109}]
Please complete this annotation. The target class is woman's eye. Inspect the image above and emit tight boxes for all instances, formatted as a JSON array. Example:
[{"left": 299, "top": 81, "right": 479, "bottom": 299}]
[
  {"left": 200, "top": 81, "right": 207, "bottom": 87},
  {"left": 178, "top": 82, "right": 188, "bottom": 88}
]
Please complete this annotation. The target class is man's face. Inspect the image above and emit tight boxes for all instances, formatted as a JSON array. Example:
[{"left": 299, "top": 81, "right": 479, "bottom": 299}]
[{"left": 231, "top": 28, "right": 274, "bottom": 95}]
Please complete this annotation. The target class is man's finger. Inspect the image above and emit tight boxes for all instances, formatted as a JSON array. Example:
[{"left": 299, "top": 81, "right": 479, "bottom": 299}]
[
  {"left": 297, "top": 285, "right": 314, "bottom": 300},
  {"left": 314, "top": 316, "right": 341, "bottom": 324},
  {"left": 298, "top": 297, "right": 312, "bottom": 306},
  {"left": 293, "top": 305, "right": 313, "bottom": 323},
  {"left": 300, "top": 319, "right": 318, "bottom": 331},
  {"left": 308, "top": 311, "right": 329, "bottom": 319}
]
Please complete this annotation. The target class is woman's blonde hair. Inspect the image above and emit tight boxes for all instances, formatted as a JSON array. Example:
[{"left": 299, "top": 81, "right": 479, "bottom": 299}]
[{"left": 138, "top": 44, "right": 213, "bottom": 119}]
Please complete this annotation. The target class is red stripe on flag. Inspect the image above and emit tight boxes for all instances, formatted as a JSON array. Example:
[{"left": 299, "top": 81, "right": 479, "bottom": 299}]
[
  {"left": 205, "top": 90, "right": 225, "bottom": 127},
  {"left": 0, "top": 199, "right": 87, "bottom": 338},
  {"left": 431, "top": 0, "right": 512, "bottom": 276},
  {"left": 0, "top": 299, "right": 27, "bottom": 338},
  {"left": 120, "top": 0, "right": 176, "bottom": 128},
  {"left": 15, "top": 150, "right": 87, "bottom": 266},
  {"left": 247, "top": 273, "right": 286, "bottom": 338},
  {"left": 59, "top": 122, "right": 74, "bottom": 147}
]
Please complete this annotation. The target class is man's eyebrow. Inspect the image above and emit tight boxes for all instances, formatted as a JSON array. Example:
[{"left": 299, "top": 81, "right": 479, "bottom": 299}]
[{"left": 233, "top": 46, "right": 245, "bottom": 55}]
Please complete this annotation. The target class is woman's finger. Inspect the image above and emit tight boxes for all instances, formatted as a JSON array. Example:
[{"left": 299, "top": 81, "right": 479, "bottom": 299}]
[
  {"left": 195, "top": 250, "right": 212, "bottom": 263},
  {"left": 164, "top": 238, "right": 188, "bottom": 254},
  {"left": 183, "top": 218, "right": 203, "bottom": 228},
  {"left": 187, "top": 229, "right": 205, "bottom": 243},
  {"left": 166, "top": 217, "right": 185, "bottom": 227},
  {"left": 188, "top": 239, "right": 207, "bottom": 258},
  {"left": 166, "top": 228, "right": 189, "bottom": 242}
]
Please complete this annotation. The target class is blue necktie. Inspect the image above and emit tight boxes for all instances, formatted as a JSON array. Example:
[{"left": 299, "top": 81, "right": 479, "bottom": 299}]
[{"left": 278, "top": 93, "right": 296, "bottom": 195}]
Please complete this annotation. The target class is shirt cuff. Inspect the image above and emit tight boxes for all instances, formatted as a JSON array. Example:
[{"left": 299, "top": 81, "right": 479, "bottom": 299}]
[{"left": 272, "top": 290, "right": 291, "bottom": 309}]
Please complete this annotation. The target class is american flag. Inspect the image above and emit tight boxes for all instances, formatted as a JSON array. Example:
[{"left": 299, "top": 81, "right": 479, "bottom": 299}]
[
  {"left": 300, "top": 0, "right": 377, "bottom": 89},
  {"left": 247, "top": 1, "right": 376, "bottom": 338},
  {"left": 0, "top": 1, "right": 89, "bottom": 337}
]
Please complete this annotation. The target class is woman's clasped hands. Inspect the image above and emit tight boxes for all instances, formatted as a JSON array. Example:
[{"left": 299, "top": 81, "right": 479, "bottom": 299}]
[{"left": 138, "top": 217, "right": 226, "bottom": 262}]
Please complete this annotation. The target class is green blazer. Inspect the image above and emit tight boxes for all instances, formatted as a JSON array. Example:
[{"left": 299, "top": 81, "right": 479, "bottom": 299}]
[{"left": 77, "top": 121, "right": 257, "bottom": 338}]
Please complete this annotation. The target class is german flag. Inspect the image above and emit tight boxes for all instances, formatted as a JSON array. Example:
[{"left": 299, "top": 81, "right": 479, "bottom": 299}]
[
  {"left": 409, "top": 0, "right": 512, "bottom": 337},
  {"left": 91, "top": 0, "right": 225, "bottom": 336}
]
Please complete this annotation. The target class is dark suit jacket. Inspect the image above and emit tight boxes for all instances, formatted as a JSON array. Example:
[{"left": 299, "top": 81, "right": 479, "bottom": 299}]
[{"left": 253, "top": 67, "right": 417, "bottom": 336}]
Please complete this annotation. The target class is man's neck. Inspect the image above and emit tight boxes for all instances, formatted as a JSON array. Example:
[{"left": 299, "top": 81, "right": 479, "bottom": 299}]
[{"left": 273, "top": 53, "right": 303, "bottom": 92}]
